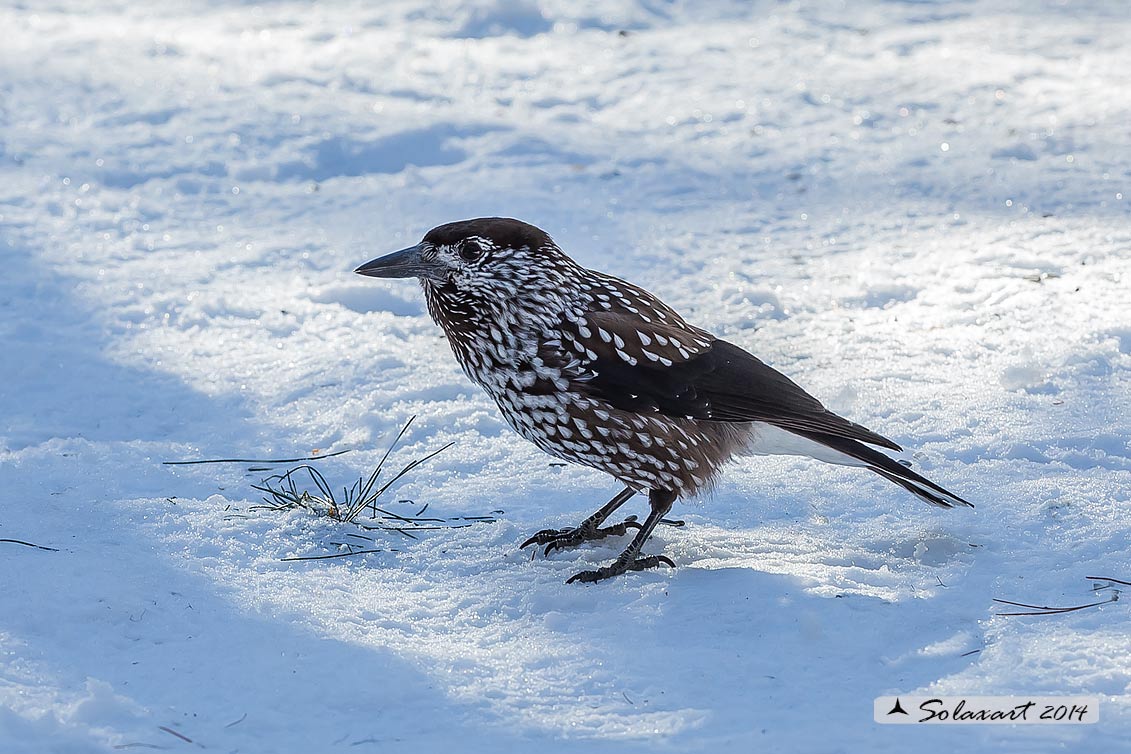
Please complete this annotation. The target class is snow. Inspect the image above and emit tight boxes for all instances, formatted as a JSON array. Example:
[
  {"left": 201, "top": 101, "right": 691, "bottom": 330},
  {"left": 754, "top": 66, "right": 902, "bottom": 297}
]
[{"left": 1, "top": 0, "right": 1129, "bottom": 751}]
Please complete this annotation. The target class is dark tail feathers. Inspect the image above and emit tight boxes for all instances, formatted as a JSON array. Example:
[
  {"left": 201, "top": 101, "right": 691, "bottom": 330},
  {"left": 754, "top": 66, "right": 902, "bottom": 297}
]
[{"left": 794, "top": 430, "right": 973, "bottom": 509}]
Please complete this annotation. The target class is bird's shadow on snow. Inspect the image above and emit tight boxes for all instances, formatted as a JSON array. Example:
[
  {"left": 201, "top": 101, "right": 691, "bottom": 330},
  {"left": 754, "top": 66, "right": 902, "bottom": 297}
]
[
  {"left": 422, "top": 540, "right": 983, "bottom": 748},
  {"left": 55, "top": 488, "right": 986, "bottom": 749},
  {"left": 197, "top": 510, "right": 983, "bottom": 747}
]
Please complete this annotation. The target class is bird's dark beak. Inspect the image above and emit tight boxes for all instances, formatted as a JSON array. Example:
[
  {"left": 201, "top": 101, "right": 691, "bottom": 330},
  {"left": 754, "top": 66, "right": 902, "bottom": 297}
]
[{"left": 354, "top": 243, "right": 433, "bottom": 279}]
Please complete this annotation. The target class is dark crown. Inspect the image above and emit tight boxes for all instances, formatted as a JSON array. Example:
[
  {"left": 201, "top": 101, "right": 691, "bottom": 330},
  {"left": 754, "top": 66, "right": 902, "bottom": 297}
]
[{"left": 423, "top": 217, "right": 553, "bottom": 252}]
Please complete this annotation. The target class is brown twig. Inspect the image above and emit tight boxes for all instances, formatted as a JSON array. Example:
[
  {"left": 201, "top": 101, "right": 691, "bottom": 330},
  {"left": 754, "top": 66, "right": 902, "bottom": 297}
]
[
  {"left": 994, "top": 574, "right": 1126, "bottom": 616},
  {"left": 281, "top": 549, "right": 385, "bottom": 561},
  {"left": 1, "top": 538, "right": 59, "bottom": 551},
  {"left": 163, "top": 449, "right": 352, "bottom": 466},
  {"left": 157, "top": 725, "right": 193, "bottom": 743},
  {"left": 993, "top": 595, "right": 1118, "bottom": 617}
]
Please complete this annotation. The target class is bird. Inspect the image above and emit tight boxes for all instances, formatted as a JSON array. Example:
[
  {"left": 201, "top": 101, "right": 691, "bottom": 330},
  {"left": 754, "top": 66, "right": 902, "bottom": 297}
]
[{"left": 355, "top": 217, "right": 971, "bottom": 583}]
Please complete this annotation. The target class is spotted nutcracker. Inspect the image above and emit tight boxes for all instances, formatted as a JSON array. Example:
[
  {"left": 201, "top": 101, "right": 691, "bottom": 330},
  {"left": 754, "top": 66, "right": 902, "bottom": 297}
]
[{"left": 356, "top": 217, "right": 970, "bottom": 583}]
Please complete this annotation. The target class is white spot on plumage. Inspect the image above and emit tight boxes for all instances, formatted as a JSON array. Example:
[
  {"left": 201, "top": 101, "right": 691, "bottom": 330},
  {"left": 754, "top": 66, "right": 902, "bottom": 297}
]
[
  {"left": 597, "top": 327, "right": 612, "bottom": 343},
  {"left": 637, "top": 331, "right": 652, "bottom": 346}
]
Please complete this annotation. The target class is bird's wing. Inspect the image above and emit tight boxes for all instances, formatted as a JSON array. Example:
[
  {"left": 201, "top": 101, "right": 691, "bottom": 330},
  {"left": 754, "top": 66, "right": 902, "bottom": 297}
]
[{"left": 552, "top": 308, "right": 901, "bottom": 451}]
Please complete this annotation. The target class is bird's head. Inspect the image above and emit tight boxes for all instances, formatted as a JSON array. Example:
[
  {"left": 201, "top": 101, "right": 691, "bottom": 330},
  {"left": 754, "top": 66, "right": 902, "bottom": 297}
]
[{"left": 355, "top": 218, "right": 578, "bottom": 305}]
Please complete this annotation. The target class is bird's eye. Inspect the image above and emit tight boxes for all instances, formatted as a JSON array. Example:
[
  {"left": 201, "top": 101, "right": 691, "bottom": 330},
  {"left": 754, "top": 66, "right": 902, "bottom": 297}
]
[{"left": 459, "top": 241, "right": 483, "bottom": 262}]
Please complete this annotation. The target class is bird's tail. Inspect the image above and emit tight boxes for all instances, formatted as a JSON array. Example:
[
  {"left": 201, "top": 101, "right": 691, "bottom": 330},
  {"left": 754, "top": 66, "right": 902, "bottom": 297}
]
[{"left": 791, "top": 430, "right": 973, "bottom": 509}]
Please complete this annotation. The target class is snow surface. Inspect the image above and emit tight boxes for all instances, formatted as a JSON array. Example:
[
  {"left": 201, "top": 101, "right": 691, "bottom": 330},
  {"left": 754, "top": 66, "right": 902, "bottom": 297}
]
[{"left": 2, "top": 1, "right": 1130, "bottom": 751}]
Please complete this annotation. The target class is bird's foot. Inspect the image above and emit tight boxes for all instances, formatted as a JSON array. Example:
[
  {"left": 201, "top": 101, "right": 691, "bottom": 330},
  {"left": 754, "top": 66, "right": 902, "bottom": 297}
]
[
  {"left": 566, "top": 554, "right": 676, "bottom": 584},
  {"left": 520, "top": 516, "right": 642, "bottom": 556}
]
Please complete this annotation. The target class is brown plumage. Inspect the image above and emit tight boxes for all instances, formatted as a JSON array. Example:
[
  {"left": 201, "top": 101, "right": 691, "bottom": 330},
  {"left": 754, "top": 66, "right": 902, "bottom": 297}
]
[{"left": 356, "top": 217, "right": 970, "bottom": 583}]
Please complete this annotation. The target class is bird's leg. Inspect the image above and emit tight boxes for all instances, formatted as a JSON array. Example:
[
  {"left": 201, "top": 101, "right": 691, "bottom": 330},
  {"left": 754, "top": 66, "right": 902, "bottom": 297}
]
[
  {"left": 567, "top": 489, "right": 678, "bottom": 584},
  {"left": 520, "top": 486, "right": 639, "bottom": 555}
]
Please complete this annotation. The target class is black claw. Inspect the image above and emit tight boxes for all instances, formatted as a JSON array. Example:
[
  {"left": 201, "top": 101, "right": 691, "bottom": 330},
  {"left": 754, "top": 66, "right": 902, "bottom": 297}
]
[
  {"left": 566, "top": 570, "right": 600, "bottom": 584},
  {"left": 605, "top": 515, "right": 642, "bottom": 537},
  {"left": 520, "top": 528, "right": 562, "bottom": 549},
  {"left": 520, "top": 517, "right": 641, "bottom": 557},
  {"left": 543, "top": 538, "right": 573, "bottom": 557},
  {"left": 632, "top": 555, "right": 676, "bottom": 571}
]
